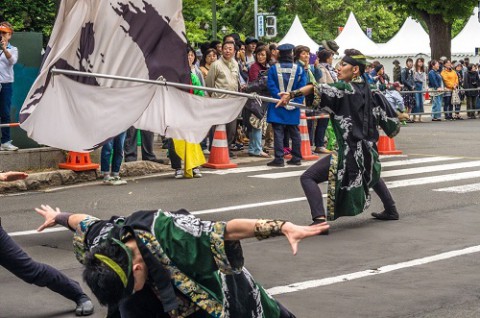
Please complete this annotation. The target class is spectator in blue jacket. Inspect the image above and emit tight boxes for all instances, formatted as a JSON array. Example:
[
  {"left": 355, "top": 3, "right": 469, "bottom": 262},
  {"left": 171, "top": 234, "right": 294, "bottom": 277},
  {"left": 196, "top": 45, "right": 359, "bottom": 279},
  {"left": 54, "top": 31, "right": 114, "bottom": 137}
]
[
  {"left": 428, "top": 60, "right": 444, "bottom": 121},
  {"left": 266, "top": 43, "right": 307, "bottom": 167}
]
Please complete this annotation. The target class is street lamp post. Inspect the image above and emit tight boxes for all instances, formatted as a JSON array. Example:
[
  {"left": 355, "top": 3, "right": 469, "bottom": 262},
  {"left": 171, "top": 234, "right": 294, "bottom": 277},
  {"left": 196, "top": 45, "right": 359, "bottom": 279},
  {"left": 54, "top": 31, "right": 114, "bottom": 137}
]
[
  {"left": 212, "top": 0, "right": 217, "bottom": 40},
  {"left": 254, "top": 0, "right": 258, "bottom": 39}
]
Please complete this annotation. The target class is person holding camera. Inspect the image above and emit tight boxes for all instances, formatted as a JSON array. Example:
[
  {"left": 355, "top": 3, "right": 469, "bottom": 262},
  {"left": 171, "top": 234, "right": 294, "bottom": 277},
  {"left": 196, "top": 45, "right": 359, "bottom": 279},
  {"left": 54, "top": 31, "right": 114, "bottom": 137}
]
[{"left": 0, "top": 22, "right": 19, "bottom": 151}]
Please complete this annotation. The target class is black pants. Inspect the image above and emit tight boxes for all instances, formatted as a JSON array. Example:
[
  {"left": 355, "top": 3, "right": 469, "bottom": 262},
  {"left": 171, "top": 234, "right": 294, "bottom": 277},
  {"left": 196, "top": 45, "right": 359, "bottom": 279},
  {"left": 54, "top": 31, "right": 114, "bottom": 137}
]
[
  {"left": 272, "top": 123, "right": 301, "bottom": 162},
  {"left": 300, "top": 155, "right": 396, "bottom": 219},
  {"left": 166, "top": 139, "right": 182, "bottom": 170},
  {"left": 0, "top": 225, "right": 86, "bottom": 303},
  {"left": 124, "top": 126, "right": 157, "bottom": 161}
]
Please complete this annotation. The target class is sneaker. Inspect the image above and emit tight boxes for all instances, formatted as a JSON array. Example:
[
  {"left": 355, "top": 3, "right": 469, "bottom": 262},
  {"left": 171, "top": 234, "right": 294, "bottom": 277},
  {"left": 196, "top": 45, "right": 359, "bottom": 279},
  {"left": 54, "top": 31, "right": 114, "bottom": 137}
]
[
  {"left": 174, "top": 169, "right": 184, "bottom": 179},
  {"left": 103, "top": 176, "right": 127, "bottom": 186},
  {"left": 75, "top": 296, "right": 94, "bottom": 316},
  {"left": 283, "top": 147, "right": 292, "bottom": 155},
  {"left": 0, "top": 141, "right": 18, "bottom": 151},
  {"left": 266, "top": 160, "right": 285, "bottom": 167},
  {"left": 192, "top": 167, "right": 202, "bottom": 178},
  {"left": 286, "top": 159, "right": 302, "bottom": 166},
  {"left": 315, "top": 147, "right": 332, "bottom": 154},
  {"left": 202, "top": 149, "right": 210, "bottom": 155}
]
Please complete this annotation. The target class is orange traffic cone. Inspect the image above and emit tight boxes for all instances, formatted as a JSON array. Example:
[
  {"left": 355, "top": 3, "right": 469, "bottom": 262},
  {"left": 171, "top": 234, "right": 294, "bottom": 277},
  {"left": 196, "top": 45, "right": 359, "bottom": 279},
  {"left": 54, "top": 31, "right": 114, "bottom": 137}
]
[
  {"left": 299, "top": 110, "right": 319, "bottom": 161},
  {"left": 377, "top": 130, "right": 402, "bottom": 155},
  {"left": 203, "top": 124, "right": 238, "bottom": 169},
  {"left": 59, "top": 152, "right": 100, "bottom": 171}
]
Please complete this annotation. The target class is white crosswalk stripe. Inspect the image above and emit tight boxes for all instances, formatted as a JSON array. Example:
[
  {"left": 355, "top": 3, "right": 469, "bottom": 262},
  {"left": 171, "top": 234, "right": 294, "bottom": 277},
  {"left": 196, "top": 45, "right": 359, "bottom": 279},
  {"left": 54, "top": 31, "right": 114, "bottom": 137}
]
[{"left": 433, "top": 182, "right": 480, "bottom": 193}]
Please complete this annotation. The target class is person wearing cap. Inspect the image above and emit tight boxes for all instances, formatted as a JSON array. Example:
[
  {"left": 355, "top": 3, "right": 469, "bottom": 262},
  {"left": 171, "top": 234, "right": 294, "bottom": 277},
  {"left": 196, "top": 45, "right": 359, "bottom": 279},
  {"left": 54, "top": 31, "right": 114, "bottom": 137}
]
[
  {"left": 245, "top": 37, "right": 258, "bottom": 69},
  {"left": 371, "top": 64, "right": 388, "bottom": 91},
  {"left": 276, "top": 48, "right": 403, "bottom": 226},
  {"left": 385, "top": 82, "right": 407, "bottom": 115},
  {"left": 266, "top": 43, "right": 307, "bottom": 167},
  {"left": 0, "top": 21, "right": 19, "bottom": 151},
  {"left": 35, "top": 204, "right": 329, "bottom": 318},
  {"left": 392, "top": 60, "right": 401, "bottom": 83},
  {"left": 320, "top": 40, "right": 339, "bottom": 55}
]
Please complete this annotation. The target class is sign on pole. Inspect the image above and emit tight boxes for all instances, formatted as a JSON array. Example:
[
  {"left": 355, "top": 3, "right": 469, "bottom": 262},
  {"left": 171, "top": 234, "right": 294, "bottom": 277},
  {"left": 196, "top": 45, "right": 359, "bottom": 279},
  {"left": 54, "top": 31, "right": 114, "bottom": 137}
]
[
  {"left": 258, "top": 15, "right": 265, "bottom": 37},
  {"left": 366, "top": 27, "right": 372, "bottom": 39}
]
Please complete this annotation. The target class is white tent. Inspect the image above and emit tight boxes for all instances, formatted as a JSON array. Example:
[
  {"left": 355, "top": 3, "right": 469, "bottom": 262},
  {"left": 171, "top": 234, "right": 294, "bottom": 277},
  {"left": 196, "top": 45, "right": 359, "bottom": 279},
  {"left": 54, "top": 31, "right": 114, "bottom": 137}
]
[
  {"left": 452, "top": 8, "right": 480, "bottom": 55},
  {"left": 334, "top": 12, "right": 379, "bottom": 56},
  {"left": 278, "top": 15, "right": 320, "bottom": 52},
  {"left": 376, "top": 17, "right": 430, "bottom": 57}
]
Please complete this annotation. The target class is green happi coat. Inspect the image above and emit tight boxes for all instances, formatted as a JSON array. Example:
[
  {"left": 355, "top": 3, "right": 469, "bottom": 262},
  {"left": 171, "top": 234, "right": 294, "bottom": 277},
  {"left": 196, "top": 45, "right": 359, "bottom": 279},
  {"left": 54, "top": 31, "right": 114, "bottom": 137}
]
[
  {"left": 73, "top": 210, "right": 282, "bottom": 318},
  {"left": 312, "top": 78, "right": 400, "bottom": 220}
]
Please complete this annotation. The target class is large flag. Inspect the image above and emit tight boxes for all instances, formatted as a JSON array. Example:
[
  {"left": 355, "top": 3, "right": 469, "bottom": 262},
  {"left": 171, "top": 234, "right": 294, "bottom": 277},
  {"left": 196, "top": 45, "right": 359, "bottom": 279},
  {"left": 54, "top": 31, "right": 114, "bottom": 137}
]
[{"left": 19, "top": 0, "right": 246, "bottom": 152}]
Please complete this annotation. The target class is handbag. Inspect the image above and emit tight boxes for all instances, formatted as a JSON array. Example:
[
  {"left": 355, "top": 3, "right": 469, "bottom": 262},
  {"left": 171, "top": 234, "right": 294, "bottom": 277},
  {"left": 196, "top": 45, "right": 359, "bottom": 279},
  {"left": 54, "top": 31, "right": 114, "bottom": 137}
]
[
  {"left": 452, "top": 88, "right": 461, "bottom": 105},
  {"left": 249, "top": 113, "right": 267, "bottom": 131},
  {"left": 246, "top": 70, "right": 269, "bottom": 95}
]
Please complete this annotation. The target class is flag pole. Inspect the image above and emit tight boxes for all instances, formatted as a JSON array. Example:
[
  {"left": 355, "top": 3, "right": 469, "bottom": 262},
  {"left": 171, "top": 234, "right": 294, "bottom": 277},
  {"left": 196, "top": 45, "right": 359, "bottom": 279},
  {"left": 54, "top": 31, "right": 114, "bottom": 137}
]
[{"left": 50, "top": 68, "right": 307, "bottom": 109}]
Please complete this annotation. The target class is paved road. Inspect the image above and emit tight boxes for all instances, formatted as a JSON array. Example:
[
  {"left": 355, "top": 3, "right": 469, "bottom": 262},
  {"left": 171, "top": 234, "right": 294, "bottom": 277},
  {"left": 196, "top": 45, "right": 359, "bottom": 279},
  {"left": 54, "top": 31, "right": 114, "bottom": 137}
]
[{"left": 1, "top": 120, "right": 480, "bottom": 318}]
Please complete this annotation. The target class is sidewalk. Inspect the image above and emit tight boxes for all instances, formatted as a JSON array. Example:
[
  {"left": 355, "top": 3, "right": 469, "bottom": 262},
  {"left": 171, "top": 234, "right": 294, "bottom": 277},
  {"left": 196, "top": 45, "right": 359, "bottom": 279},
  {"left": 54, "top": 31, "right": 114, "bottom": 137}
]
[{"left": 0, "top": 143, "right": 271, "bottom": 194}]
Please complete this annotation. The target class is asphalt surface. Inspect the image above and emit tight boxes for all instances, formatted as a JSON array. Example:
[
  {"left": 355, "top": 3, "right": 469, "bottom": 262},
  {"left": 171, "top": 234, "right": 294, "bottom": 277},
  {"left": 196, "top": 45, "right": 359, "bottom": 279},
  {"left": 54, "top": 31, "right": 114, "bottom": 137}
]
[{"left": 1, "top": 119, "right": 480, "bottom": 318}]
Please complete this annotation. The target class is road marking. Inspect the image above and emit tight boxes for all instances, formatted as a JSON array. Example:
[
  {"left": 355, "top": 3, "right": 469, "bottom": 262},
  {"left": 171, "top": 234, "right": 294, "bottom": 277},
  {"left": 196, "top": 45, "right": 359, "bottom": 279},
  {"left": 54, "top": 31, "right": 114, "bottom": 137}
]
[
  {"left": 9, "top": 227, "right": 68, "bottom": 237},
  {"left": 251, "top": 159, "right": 480, "bottom": 179},
  {"left": 386, "top": 170, "right": 480, "bottom": 189},
  {"left": 379, "top": 155, "right": 407, "bottom": 159},
  {"left": 433, "top": 182, "right": 480, "bottom": 193},
  {"left": 191, "top": 197, "right": 312, "bottom": 215},
  {"left": 382, "top": 160, "right": 480, "bottom": 178},
  {"left": 267, "top": 245, "right": 480, "bottom": 295},
  {"left": 202, "top": 161, "right": 316, "bottom": 175},
  {"left": 380, "top": 156, "right": 456, "bottom": 167}
]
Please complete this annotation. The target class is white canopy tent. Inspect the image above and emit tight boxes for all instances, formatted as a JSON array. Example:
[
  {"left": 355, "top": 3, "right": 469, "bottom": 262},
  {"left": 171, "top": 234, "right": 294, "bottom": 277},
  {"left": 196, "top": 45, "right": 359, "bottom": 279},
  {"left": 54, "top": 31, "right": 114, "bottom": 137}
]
[
  {"left": 334, "top": 12, "right": 379, "bottom": 56},
  {"left": 377, "top": 17, "right": 430, "bottom": 57},
  {"left": 452, "top": 8, "right": 480, "bottom": 55},
  {"left": 278, "top": 15, "right": 320, "bottom": 53}
]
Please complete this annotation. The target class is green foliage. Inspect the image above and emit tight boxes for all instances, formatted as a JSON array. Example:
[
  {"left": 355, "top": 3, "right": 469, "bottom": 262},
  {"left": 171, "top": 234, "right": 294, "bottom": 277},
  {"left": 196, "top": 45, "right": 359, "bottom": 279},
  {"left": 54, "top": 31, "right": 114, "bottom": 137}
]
[{"left": 0, "top": 0, "right": 57, "bottom": 44}]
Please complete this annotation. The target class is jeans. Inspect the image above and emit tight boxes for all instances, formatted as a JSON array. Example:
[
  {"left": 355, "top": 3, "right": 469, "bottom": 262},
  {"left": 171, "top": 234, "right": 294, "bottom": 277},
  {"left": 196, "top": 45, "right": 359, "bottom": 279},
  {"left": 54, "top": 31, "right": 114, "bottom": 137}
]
[
  {"left": 431, "top": 95, "right": 442, "bottom": 119},
  {"left": 101, "top": 131, "right": 127, "bottom": 174},
  {"left": 272, "top": 123, "right": 301, "bottom": 162},
  {"left": 248, "top": 127, "right": 263, "bottom": 155},
  {"left": 413, "top": 82, "right": 424, "bottom": 114},
  {"left": 0, "top": 83, "right": 13, "bottom": 144},
  {"left": 0, "top": 225, "right": 86, "bottom": 303},
  {"left": 443, "top": 95, "right": 453, "bottom": 119},
  {"left": 300, "top": 155, "right": 396, "bottom": 219}
]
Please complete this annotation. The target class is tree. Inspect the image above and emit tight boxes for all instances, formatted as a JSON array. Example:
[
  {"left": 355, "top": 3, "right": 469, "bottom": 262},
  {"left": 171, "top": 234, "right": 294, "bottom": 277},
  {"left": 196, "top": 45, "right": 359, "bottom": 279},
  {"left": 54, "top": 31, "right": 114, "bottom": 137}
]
[
  {"left": 384, "top": 0, "right": 477, "bottom": 59},
  {"left": 0, "top": 0, "right": 57, "bottom": 45}
]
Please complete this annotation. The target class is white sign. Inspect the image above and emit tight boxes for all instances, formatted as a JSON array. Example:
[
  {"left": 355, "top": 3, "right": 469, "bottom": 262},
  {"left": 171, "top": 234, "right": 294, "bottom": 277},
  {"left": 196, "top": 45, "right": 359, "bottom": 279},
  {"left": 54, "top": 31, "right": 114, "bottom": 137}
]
[{"left": 258, "top": 15, "right": 264, "bottom": 37}]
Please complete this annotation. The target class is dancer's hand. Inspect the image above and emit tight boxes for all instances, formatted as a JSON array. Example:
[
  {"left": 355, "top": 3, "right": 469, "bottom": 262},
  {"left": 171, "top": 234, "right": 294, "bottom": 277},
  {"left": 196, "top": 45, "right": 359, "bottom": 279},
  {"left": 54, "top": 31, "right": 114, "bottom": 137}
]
[
  {"left": 281, "top": 221, "right": 329, "bottom": 255},
  {"left": 276, "top": 92, "right": 291, "bottom": 107},
  {"left": 35, "top": 204, "right": 61, "bottom": 231},
  {"left": 0, "top": 171, "right": 28, "bottom": 181}
]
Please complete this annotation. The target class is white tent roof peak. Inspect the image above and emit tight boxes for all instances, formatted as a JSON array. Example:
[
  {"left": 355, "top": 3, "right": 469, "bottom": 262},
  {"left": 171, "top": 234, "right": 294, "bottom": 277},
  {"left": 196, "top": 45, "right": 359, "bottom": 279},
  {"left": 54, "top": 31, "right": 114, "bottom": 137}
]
[
  {"left": 377, "top": 16, "right": 430, "bottom": 57},
  {"left": 278, "top": 15, "right": 320, "bottom": 53},
  {"left": 334, "top": 11, "right": 378, "bottom": 56},
  {"left": 452, "top": 7, "right": 480, "bottom": 55}
]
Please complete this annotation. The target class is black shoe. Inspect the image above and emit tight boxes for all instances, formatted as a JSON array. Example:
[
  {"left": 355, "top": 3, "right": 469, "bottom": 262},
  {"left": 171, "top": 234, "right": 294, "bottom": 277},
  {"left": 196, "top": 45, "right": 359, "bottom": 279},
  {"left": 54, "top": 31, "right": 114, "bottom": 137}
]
[
  {"left": 309, "top": 218, "right": 329, "bottom": 235},
  {"left": 267, "top": 160, "right": 284, "bottom": 167},
  {"left": 229, "top": 151, "right": 237, "bottom": 159},
  {"left": 286, "top": 159, "right": 301, "bottom": 166},
  {"left": 371, "top": 210, "right": 399, "bottom": 220},
  {"left": 75, "top": 297, "right": 94, "bottom": 316}
]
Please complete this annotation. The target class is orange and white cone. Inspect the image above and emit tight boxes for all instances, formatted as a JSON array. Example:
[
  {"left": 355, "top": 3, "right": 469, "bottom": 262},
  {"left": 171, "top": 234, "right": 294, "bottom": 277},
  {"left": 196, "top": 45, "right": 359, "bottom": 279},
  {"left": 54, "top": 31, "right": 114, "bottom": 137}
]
[
  {"left": 299, "top": 110, "right": 319, "bottom": 161},
  {"left": 377, "top": 130, "right": 402, "bottom": 155},
  {"left": 203, "top": 124, "right": 238, "bottom": 169}
]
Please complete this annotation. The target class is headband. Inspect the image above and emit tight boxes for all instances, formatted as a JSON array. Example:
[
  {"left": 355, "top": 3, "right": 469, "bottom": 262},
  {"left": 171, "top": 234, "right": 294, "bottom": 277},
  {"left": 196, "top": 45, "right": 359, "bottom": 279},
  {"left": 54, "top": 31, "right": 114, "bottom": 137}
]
[
  {"left": 94, "top": 238, "right": 133, "bottom": 289},
  {"left": 342, "top": 55, "right": 368, "bottom": 67},
  {"left": 0, "top": 25, "right": 13, "bottom": 33}
]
